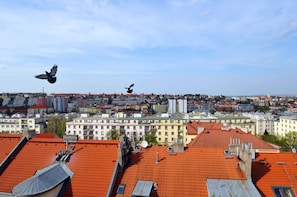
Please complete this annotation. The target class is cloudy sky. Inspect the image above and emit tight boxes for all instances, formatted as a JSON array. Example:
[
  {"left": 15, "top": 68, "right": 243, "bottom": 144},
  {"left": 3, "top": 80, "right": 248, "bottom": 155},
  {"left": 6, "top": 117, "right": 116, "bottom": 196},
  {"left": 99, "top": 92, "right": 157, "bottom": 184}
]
[{"left": 0, "top": 0, "right": 297, "bottom": 96}]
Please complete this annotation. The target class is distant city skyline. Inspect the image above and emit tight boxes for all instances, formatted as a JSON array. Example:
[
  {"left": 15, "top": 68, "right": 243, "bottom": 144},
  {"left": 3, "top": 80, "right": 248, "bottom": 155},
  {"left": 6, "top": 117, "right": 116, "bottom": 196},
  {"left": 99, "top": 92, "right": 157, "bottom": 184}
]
[{"left": 0, "top": 1, "right": 297, "bottom": 96}]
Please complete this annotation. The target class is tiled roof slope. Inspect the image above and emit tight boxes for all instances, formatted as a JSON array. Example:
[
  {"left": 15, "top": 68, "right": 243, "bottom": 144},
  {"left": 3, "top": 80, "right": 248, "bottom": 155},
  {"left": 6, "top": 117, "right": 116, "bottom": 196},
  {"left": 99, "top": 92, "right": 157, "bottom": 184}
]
[
  {"left": 188, "top": 128, "right": 279, "bottom": 152},
  {"left": 112, "top": 146, "right": 246, "bottom": 197},
  {"left": 187, "top": 121, "right": 223, "bottom": 135},
  {"left": 252, "top": 152, "right": 297, "bottom": 197},
  {"left": 0, "top": 134, "right": 23, "bottom": 162},
  {"left": 36, "top": 133, "right": 58, "bottom": 138},
  {"left": 0, "top": 137, "right": 119, "bottom": 196}
]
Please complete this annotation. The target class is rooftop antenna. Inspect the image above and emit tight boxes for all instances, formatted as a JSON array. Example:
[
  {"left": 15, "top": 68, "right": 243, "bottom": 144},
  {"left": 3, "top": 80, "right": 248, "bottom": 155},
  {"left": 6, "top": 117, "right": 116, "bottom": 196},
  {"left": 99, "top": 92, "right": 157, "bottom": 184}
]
[{"left": 63, "top": 135, "right": 78, "bottom": 151}]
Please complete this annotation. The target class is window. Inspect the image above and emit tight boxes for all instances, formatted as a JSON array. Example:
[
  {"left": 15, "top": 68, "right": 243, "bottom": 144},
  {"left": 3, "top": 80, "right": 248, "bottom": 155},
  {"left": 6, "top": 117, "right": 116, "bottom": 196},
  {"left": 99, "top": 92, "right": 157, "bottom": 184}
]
[
  {"left": 272, "top": 186, "right": 294, "bottom": 197},
  {"left": 116, "top": 184, "right": 126, "bottom": 194}
]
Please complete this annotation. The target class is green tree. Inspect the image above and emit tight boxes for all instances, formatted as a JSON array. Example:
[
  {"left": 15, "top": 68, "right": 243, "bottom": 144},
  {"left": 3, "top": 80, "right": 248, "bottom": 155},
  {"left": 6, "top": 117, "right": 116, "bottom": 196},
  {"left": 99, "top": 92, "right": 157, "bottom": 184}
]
[
  {"left": 282, "top": 131, "right": 297, "bottom": 151},
  {"left": 47, "top": 116, "right": 67, "bottom": 138},
  {"left": 260, "top": 134, "right": 279, "bottom": 145},
  {"left": 106, "top": 129, "right": 120, "bottom": 140},
  {"left": 145, "top": 133, "right": 158, "bottom": 146}
]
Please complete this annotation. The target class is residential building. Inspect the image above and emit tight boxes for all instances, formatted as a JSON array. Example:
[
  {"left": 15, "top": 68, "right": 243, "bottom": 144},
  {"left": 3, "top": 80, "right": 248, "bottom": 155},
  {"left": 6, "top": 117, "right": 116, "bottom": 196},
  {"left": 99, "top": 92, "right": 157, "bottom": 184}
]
[
  {"left": 0, "top": 133, "right": 129, "bottom": 196},
  {"left": 167, "top": 99, "right": 176, "bottom": 114},
  {"left": 66, "top": 114, "right": 151, "bottom": 141},
  {"left": 0, "top": 116, "right": 45, "bottom": 134},
  {"left": 111, "top": 142, "right": 261, "bottom": 196},
  {"left": 243, "top": 112, "right": 276, "bottom": 135},
  {"left": 252, "top": 152, "right": 297, "bottom": 196},
  {"left": 186, "top": 121, "right": 280, "bottom": 153},
  {"left": 274, "top": 116, "right": 297, "bottom": 136}
]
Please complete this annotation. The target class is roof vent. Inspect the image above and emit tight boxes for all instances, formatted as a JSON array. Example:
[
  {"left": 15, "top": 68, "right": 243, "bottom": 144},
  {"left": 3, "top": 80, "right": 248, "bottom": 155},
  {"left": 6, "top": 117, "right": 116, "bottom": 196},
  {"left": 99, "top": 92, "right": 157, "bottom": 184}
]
[
  {"left": 167, "top": 147, "right": 174, "bottom": 152},
  {"left": 224, "top": 150, "right": 233, "bottom": 159},
  {"left": 277, "top": 162, "right": 286, "bottom": 165},
  {"left": 135, "top": 145, "right": 141, "bottom": 152}
]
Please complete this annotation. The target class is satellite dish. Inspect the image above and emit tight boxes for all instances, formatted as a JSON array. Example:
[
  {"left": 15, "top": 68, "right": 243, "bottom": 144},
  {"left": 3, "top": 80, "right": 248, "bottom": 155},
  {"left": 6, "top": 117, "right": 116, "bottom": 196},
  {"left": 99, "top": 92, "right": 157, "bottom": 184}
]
[{"left": 140, "top": 140, "right": 148, "bottom": 148}]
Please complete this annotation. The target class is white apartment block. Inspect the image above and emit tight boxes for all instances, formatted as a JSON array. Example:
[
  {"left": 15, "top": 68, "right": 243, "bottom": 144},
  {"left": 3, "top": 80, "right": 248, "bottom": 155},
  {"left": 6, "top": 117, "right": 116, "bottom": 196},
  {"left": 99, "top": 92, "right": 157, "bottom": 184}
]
[
  {"left": 65, "top": 114, "right": 187, "bottom": 145},
  {"left": 242, "top": 112, "right": 276, "bottom": 135},
  {"left": 177, "top": 99, "right": 187, "bottom": 114},
  {"left": 168, "top": 99, "right": 187, "bottom": 114},
  {"left": 66, "top": 115, "right": 151, "bottom": 141},
  {"left": 274, "top": 116, "right": 297, "bottom": 136},
  {"left": 0, "top": 117, "right": 45, "bottom": 134},
  {"left": 167, "top": 99, "right": 176, "bottom": 114}
]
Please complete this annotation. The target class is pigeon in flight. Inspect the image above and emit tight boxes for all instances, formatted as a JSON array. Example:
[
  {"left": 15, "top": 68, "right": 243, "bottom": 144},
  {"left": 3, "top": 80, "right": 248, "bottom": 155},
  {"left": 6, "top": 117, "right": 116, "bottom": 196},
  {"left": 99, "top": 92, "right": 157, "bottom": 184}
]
[
  {"left": 125, "top": 83, "right": 134, "bottom": 93},
  {"left": 35, "top": 64, "right": 58, "bottom": 84}
]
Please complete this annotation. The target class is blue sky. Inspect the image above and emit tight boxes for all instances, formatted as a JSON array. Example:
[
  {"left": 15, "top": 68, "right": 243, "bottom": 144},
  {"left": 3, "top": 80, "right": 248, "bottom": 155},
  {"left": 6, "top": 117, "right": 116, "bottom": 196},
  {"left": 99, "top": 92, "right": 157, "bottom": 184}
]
[{"left": 0, "top": 0, "right": 297, "bottom": 96}]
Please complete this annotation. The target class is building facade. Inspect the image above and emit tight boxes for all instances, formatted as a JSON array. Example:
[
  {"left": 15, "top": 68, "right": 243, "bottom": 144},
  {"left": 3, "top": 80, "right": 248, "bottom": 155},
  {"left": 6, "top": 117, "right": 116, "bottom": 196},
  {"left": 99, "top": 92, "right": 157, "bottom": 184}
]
[
  {"left": 0, "top": 117, "right": 45, "bottom": 134},
  {"left": 274, "top": 116, "right": 297, "bottom": 136}
]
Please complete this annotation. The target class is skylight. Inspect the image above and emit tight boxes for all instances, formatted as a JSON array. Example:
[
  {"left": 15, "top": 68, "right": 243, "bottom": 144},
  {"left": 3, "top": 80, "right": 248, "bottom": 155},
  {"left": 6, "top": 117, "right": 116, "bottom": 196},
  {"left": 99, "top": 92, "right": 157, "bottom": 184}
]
[{"left": 116, "top": 184, "right": 126, "bottom": 194}]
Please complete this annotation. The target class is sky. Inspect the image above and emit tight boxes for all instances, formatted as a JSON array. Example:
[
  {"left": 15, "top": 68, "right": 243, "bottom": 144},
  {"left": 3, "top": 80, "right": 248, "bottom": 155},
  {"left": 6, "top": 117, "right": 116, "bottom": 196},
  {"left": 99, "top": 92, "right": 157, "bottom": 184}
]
[{"left": 0, "top": 0, "right": 297, "bottom": 96}]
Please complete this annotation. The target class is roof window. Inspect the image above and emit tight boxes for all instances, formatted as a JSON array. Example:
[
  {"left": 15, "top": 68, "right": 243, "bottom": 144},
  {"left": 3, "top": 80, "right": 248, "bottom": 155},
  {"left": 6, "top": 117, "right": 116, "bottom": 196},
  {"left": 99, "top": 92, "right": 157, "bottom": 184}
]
[{"left": 116, "top": 184, "right": 126, "bottom": 194}]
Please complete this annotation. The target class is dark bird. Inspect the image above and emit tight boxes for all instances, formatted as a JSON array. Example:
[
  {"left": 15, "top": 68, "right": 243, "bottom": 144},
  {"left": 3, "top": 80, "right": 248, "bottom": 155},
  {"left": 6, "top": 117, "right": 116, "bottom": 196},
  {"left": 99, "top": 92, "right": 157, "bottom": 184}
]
[
  {"left": 125, "top": 83, "right": 134, "bottom": 93},
  {"left": 35, "top": 64, "right": 58, "bottom": 84}
]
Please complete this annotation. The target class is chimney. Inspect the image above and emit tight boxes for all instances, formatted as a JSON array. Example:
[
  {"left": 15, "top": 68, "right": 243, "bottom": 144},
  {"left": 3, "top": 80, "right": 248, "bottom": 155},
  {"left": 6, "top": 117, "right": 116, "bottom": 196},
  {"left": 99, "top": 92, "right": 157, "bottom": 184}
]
[
  {"left": 155, "top": 152, "right": 159, "bottom": 164},
  {"left": 22, "top": 130, "right": 36, "bottom": 139},
  {"left": 118, "top": 134, "right": 131, "bottom": 172},
  {"left": 237, "top": 142, "right": 252, "bottom": 179}
]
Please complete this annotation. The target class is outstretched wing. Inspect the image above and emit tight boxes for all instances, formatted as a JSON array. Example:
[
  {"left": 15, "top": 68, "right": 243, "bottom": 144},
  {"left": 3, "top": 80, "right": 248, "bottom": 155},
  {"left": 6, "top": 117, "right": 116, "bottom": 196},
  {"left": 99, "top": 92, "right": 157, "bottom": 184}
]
[
  {"left": 35, "top": 74, "right": 48, "bottom": 79},
  {"left": 50, "top": 65, "right": 58, "bottom": 77},
  {"left": 129, "top": 83, "right": 134, "bottom": 88}
]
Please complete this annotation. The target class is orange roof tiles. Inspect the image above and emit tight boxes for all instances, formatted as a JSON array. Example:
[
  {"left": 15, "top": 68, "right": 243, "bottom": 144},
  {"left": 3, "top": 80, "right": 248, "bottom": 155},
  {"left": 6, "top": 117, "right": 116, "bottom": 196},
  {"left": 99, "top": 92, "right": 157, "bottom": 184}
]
[
  {"left": 188, "top": 128, "right": 279, "bottom": 151},
  {"left": 252, "top": 152, "right": 297, "bottom": 197},
  {"left": 0, "top": 134, "right": 23, "bottom": 162},
  {"left": 36, "top": 133, "right": 58, "bottom": 138},
  {"left": 187, "top": 121, "right": 223, "bottom": 135},
  {"left": 112, "top": 146, "right": 246, "bottom": 197},
  {"left": 0, "top": 137, "right": 119, "bottom": 196}
]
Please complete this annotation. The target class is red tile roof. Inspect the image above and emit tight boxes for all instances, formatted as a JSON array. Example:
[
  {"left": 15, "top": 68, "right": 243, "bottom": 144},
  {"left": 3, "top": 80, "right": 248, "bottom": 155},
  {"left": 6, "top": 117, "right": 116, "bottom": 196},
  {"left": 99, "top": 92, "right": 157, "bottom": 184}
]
[
  {"left": 0, "top": 134, "right": 23, "bottom": 162},
  {"left": 112, "top": 146, "right": 246, "bottom": 196},
  {"left": 188, "top": 128, "right": 279, "bottom": 152},
  {"left": 187, "top": 121, "right": 223, "bottom": 135},
  {"left": 36, "top": 133, "right": 58, "bottom": 138},
  {"left": 0, "top": 137, "right": 119, "bottom": 196},
  {"left": 252, "top": 152, "right": 297, "bottom": 197}
]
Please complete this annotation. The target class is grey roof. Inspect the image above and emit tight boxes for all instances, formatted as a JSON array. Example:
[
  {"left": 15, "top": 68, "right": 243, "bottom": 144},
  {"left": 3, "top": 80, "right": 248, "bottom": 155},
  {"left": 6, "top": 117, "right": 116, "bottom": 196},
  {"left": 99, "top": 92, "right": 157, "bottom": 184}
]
[
  {"left": 12, "top": 162, "right": 73, "bottom": 196},
  {"left": 207, "top": 178, "right": 261, "bottom": 197}
]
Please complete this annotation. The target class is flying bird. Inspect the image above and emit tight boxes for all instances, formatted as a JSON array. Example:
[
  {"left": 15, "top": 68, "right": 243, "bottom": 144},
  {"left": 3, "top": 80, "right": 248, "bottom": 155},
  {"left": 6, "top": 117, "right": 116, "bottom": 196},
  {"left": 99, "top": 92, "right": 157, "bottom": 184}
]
[
  {"left": 35, "top": 64, "right": 58, "bottom": 84},
  {"left": 125, "top": 83, "right": 134, "bottom": 93}
]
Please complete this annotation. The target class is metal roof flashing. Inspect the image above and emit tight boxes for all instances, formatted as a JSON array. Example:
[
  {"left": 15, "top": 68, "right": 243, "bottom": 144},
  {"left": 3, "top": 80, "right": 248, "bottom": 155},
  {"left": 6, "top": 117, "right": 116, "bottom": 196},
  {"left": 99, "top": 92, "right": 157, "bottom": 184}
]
[{"left": 12, "top": 162, "right": 73, "bottom": 196}]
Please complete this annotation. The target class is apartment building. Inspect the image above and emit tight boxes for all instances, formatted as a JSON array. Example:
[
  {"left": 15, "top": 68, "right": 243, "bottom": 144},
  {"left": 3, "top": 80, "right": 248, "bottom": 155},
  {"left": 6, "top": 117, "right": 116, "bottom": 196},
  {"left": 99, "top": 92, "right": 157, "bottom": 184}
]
[
  {"left": 66, "top": 114, "right": 150, "bottom": 141},
  {"left": 66, "top": 112, "right": 259, "bottom": 145},
  {"left": 274, "top": 116, "right": 297, "bottom": 136},
  {"left": 149, "top": 116, "right": 187, "bottom": 145},
  {"left": 243, "top": 112, "right": 276, "bottom": 135},
  {"left": 0, "top": 116, "right": 45, "bottom": 134},
  {"left": 190, "top": 115, "right": 257, "bottom": 135},
  {"left": 66, "top": 113, "right": 187, "bottom": 145}
]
